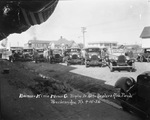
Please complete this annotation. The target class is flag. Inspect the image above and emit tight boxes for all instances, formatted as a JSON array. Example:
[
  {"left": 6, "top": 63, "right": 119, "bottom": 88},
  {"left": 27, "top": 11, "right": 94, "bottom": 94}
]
[{"left": 20, "top": 0, "right": 58, "bottom": 26}]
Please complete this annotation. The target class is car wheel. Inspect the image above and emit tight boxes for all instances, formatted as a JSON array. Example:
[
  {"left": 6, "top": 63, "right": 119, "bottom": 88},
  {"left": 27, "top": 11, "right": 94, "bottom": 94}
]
[
  {"left": 110, "top": 63, "right": 114, "bottom": 72},
  {"left": 120, "top": 89, "right": 130, "bottom": 112},
  {"left": 140, "top": 56, "right": 143, "bottom": 62},
  {"left": 85, "top": 62, "right": 89, "bottom": 68},
  {"left": 147, "top": 56, "right": 150, "bottom": 63},
  {"left": 67, "top": 62, "right": 70, "bottom": 66}
]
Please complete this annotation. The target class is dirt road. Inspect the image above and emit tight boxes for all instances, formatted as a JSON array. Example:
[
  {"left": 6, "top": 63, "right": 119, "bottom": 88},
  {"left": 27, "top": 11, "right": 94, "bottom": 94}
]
[{"left": 66, "top": 62, "right": 150, "bottom": 86}]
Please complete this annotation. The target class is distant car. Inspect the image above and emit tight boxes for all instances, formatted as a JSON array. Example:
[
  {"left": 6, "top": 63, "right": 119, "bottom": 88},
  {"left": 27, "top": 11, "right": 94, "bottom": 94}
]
[
  {"left": 22, "top": 47, "right": 34, "bottom": 61},
  {"left": 50, "top": 49, "right": 63, "bottom": 63},
  {"left": 84, "top": 47, "right": 105, "bottom": 67},
  {"left": 67, "top": 48, "right": 84, "bottom": 66},
  {"left": 109, "top": 55, "right": 136, "bottom": 72},
  {"left": 34, "top": 48, "right": 45, "bottom": 63},
  {"left": 137, "top": 48, "right": 150, "bottom": 62}
]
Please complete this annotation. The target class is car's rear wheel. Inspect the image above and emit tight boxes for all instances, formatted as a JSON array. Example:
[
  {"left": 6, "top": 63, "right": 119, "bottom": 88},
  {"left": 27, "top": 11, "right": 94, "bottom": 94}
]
[
  {"left": 110, "top": 63, "right": 114, "bottom": 72},
  {"left": 140, "top": 56, "right": 144, "bottom": 62},
  {"left": 85, "top": 61, "right": 89, "bottom": 68},
  {"left": 147, "top": 56, "right": 150, "bottom": 63},
  {"left": 67, "top": 62, "right": 70, "bottom": 66}
]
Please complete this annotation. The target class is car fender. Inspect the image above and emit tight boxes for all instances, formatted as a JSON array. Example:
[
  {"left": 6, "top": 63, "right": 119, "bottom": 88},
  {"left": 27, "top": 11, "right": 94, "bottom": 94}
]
[{"left": 115, "top": 77, "right": 136, "bottom": 92}]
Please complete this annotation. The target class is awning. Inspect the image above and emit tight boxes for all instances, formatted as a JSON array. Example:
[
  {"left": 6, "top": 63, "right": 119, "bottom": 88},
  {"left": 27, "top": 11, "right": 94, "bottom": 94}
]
[{"left": 140, "top": 26, "right": 150, "bottom": 39}]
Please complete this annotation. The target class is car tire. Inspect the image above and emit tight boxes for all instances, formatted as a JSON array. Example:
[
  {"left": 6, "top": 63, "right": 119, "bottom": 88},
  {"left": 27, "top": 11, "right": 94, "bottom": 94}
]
[
  {"left": 140, "top": 56, "right": 144, "bottom": 62},
  {"left": 85, "top": 61, "right": 89, "bottom": 68},
  {"left": 147, "top": 56, "right": 150, "bottom": 63},
  {"left": 67, "top": 62, "right": 70, "bottom": 66},
  {"left": 110, "top": 63, "right": 114, "bottom": 72}
]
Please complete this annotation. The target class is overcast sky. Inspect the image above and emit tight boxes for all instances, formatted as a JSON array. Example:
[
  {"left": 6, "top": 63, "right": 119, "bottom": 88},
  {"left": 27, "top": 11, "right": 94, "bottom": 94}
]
[{"left": 7, "top": 0, "right": 150, "bottom": 47}]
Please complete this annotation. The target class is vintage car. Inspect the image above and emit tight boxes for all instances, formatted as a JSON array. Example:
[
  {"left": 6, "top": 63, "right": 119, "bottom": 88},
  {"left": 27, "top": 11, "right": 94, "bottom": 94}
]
[
  {"left": 84, "top": 47, "right": 105, "bottom": 67},
  {"left": 67, "top": 47, "right": 84, "bottom": 66},
  {"left": 115, "top": 71, "right": 150, "bottom": 119},
  {"left": 34, "top": 48, "right": 45, "bottom": 63},
  {"left": 50, "top": 49, "right": 63, "bottom": 63},
  {"left": 22, "top": 47, "right": 34, "bottom": 61},
  {"left": 137, "top": 48, "right": 150, "bottom": 62},
  {"left": 109, "top": 54, "right": 136, "bottom": 72}
]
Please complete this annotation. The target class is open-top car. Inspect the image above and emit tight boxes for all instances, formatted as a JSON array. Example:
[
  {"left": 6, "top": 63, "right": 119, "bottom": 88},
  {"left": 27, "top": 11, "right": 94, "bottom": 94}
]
[
  {"left": 84, "top": 47, "right": 105, "bottom": 67},
  {"left": 109, "top": 54, "right": 136, "bottom": 72},
  {"left": 137, "top": 48, "right": 150, "bottom": 62},
  {"left": 34, "top": 48, "right": 45, "bottom": 63},
  {"left": 50, "top": 49, "right": 63, "bottom": 63},
  {"left": 22, "top": 47, "right": 34, "bottom": 61},
  {"left": 67, "top": 47, "right": 84, "bottom": 66}
]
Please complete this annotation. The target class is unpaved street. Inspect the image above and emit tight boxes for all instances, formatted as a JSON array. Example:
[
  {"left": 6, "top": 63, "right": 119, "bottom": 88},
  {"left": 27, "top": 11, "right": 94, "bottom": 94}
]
[{"left": 66, "top": 62, "right": 150, "bottom": 86}]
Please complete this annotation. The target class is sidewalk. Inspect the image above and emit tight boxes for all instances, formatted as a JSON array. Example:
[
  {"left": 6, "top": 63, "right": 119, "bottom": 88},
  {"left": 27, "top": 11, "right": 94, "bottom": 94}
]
[{"left": 1, "top": 81, "right": 141, "bottom": 120}]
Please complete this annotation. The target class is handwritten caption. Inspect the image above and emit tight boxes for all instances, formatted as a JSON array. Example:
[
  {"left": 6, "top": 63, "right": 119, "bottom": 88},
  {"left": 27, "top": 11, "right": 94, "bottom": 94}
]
[{"left": 19, "top": 93, "right": 132, "bottom": 105}]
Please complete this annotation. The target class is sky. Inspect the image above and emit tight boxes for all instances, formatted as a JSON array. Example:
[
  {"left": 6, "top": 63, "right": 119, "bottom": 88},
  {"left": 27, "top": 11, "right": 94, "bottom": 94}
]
[{"left": 5, "top": 0, "right": 150, "bottom": 47}]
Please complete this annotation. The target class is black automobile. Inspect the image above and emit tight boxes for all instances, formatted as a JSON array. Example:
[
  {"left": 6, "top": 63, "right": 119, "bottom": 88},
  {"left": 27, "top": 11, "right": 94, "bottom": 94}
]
[
  {"left": 109, "top": 55, "right": 136, "bottom": 72},
  {"left": 22, "top": 47, "right": 34, "bottom": 61},
  {"left": 67, "top": 48, "right": 84, "bottom": 66},
  {"left": 84, "top": 47, "right": 105, "bottom": 67},
  {"left": 50, "top": 49, "right": 63, "bottom": 63},
  {"left": 137, "top": 48, "right": 150, "bottom": 62},
  {"left": 115, "top": 71, "right": 150, "bottom": 119},
  {"left": 34, "top": 48, "right": 45, "bottom": 63}
]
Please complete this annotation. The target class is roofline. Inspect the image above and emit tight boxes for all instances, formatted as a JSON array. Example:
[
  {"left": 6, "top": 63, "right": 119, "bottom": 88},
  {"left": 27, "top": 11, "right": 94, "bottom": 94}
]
[{"left": 88, "top": 41, "right": 118, "bottom": 44}]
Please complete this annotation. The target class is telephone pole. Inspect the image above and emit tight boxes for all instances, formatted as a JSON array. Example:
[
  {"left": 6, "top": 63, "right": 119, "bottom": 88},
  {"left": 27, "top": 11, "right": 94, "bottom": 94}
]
[{"left": 81, "top": 27, "right": 86, "bottom": 48}]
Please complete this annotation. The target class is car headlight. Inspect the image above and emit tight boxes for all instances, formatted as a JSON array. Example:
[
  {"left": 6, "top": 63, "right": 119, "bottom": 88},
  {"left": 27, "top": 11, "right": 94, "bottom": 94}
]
[
  {"left": 126, "top": 77, "right": 135, "bottom": 87},
  {"left": 126, "top": 56, "right": 130, "bottom": 60}
]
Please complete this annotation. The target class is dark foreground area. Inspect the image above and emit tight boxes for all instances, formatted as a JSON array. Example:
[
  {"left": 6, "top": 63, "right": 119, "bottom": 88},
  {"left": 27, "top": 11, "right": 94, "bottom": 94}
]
[{"left": 0, "top": 60, "right": 141, "bottom": 120}]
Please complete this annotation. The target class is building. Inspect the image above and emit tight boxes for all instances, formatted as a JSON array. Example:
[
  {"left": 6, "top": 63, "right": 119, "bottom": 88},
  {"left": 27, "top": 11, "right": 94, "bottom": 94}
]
[
  {"left": 140, "top": 26, "right": 150, "bottom": 48},
  {"left": 25, "top": 40, "right": 51, "bottom": 49},
  {"left": 140, "top": 26, "right": 150, "bottom": 39},
  {"left": 49, "top": 36, "right": 75, "bottom": 49},
  {"left": 25, "top": 36, "right": 76, "bottom": 49},
  {"left": 88, "top": 41, "right": 118, "bottom": 48}
]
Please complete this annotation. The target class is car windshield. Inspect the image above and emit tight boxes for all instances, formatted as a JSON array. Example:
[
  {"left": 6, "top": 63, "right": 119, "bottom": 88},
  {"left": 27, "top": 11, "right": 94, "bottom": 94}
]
[
  {"left": 23, "top": 49, "right": 33, "bottom": 52},
  {"left": 86, "top": 48, "right": 100, "bottom": 52},
  {"left": 36, "top": 49, "right": 44, "bottom": 53},
  {"left": 53, "top": 49, "right": 62, "bottom": 54},
  {"left": 145, "top": 48, "right": 150, "bottom": 53},
  {"left": 70, "top": 49, "right": 81, "bottom": 52}
]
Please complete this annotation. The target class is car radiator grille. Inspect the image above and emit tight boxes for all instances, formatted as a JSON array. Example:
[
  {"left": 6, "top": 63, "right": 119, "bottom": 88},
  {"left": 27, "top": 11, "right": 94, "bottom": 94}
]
[
  {"left": 91, "top": 55, "right": 98, "bottom": 60},
  {"left": 55, "top": 54, "right": 60, "bottom": 58},
  {"left": 72, "top": 54, "right": 78, "bottom": 59}
]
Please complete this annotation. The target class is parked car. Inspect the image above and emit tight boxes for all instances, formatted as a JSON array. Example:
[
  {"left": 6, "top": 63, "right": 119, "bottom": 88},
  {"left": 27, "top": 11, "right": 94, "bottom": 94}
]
[
  {"left": 34, "top": 48, "right": 45, "bottom": 63},
  {"left": 137, "top": 48, "right": 150, "bottom": 62},
  {"left": 115, "top": 71, "right": 150, "bottom": 119},
  {"left": 67, "top": 47, "right": 84, "bottom": 66},
  {"left": 84, "top": 47, "right": 105, "bottom": 67},
  {"left": 108, "top": 55, "right": 136, "bottom": 72},
  {"left": 22, "top": 47, "right": 34, "bottom": 61},
  {"left": 50, "top": 49, "right": 63, "bottom": 63}
]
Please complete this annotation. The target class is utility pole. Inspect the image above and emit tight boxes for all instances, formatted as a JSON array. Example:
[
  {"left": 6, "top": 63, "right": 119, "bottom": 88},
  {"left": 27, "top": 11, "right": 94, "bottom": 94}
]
[{"left": 81, "top": 27, "right": 86, "bottom": 48}]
